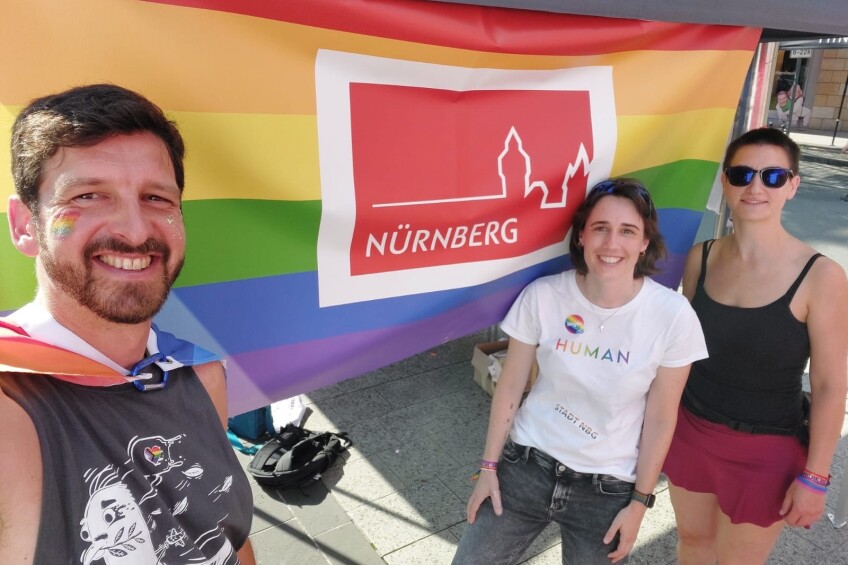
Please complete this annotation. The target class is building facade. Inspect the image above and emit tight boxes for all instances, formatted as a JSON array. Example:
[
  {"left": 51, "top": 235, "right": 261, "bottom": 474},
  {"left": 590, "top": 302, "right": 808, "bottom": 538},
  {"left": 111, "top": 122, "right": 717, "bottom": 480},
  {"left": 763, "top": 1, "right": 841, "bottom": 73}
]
[{"left": 765, "top": 39, "right": 848, "bottom": 134}]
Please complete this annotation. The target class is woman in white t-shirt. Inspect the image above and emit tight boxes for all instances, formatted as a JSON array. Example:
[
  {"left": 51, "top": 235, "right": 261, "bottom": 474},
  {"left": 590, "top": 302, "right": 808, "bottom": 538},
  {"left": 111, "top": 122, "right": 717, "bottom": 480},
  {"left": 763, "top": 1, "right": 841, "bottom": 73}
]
[{"left": 452, "top": 178, "right": 708, "bottom": 565}]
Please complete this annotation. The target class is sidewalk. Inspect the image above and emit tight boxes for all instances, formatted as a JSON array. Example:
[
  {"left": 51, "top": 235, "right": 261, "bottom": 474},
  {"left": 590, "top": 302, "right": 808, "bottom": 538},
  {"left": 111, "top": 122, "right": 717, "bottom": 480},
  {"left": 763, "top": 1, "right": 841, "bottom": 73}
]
[
  {"left": 240, "top": 138, "right": 848, "bottom": 565},
  {"left": 790, "top": 130, "right": 848, "bottom": 167},
  {"left": 241, "top": 330, "right": 848, "bottom": 565}
]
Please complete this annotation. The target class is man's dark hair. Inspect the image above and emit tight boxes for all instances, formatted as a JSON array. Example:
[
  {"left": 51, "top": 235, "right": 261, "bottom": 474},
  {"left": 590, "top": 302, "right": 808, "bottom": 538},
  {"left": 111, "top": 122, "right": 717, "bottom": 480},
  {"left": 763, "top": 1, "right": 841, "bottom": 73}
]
[
  {"left": 568, "top": 177, "right": 666, "bottom": 277},
  {"left": 11, "top": 83, "right": 185, "bottom": 211},
  {"left": 722, "top": 127, "right": 801, "bottom": 174}
]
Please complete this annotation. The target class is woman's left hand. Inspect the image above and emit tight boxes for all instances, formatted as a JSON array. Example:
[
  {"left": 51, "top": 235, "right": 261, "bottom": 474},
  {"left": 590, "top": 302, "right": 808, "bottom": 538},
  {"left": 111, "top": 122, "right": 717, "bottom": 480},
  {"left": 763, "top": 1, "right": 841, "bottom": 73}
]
[
  {"left": 604, "top": 502, "right": 647, "bottom": 563},
  {"left": 779, "top": 479, "right": 827, "bottom": 528}
]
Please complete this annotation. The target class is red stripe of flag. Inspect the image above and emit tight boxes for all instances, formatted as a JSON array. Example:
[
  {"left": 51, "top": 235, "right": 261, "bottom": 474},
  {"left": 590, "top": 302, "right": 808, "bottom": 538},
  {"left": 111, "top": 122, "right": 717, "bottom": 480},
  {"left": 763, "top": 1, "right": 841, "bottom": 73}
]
[{"left": 143, "top": 0, "right": 760, "bottom": 54}]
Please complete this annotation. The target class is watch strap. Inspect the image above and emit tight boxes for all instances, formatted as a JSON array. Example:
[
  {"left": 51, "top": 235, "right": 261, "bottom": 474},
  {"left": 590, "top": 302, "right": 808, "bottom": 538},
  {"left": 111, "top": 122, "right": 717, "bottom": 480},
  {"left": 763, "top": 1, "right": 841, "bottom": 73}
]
[{"left": 630, "top": 488, "right": 656, "bottom": 508}]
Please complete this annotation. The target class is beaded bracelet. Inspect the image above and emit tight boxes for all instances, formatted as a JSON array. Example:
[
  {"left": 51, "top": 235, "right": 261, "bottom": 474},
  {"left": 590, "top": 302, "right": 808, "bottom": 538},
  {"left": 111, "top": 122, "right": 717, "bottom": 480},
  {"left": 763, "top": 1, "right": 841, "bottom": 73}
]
[
  {"left": 800, "top": 469, "right": 831, "bottom": 486},
  {"left": 796, "top": 475, "right": 828, "bottom": 494}
]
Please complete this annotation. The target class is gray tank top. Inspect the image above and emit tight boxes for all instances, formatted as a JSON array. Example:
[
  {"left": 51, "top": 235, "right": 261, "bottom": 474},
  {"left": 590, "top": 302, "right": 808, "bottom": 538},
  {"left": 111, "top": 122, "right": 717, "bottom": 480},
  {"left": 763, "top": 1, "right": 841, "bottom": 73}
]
[{"left": 0, "top": 366, "right": 252, "bottom": 564}]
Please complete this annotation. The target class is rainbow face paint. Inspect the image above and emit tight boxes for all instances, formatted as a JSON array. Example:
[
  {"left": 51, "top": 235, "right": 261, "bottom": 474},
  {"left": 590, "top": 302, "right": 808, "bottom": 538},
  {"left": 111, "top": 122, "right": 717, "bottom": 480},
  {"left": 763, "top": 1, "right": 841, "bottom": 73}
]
[{"left": 50, "top": 211, "right": 80, "bottom": 240}]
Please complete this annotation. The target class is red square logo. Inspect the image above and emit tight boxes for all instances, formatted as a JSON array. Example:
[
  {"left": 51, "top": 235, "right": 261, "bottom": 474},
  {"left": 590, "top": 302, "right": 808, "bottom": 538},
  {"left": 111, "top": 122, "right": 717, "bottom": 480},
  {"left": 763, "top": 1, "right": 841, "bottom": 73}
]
[
  {"left": 315, "top": 51, "right": 615, "bottom": 306},
  {"left": 349, "top": 85, "right": 593, "bottom": 275}
]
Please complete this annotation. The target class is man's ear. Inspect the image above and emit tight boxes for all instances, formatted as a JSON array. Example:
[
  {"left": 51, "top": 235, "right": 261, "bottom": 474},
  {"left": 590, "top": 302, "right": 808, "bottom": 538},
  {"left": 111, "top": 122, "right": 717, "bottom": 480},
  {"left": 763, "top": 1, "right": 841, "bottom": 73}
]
[{"left": 8, "top": 196, "right": 38, "bottom": 257}]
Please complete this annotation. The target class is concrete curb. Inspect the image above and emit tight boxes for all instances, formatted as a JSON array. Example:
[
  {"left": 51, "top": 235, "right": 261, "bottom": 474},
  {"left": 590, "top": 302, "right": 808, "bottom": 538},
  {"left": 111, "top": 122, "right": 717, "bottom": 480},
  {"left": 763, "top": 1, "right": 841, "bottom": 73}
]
[
  {"left": 802, "top": 153, "right": 848, "bottom": 167},
  {"left": 798, "top": 142, "right": 848, "bottom": 168}
]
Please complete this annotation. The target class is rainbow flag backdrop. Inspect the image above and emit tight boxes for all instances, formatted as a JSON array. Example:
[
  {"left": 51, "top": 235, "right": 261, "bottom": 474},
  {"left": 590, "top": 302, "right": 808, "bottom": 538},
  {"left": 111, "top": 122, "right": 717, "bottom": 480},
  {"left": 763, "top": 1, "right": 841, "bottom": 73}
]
[{"left": 0, "top": 0, "right": 759, "bottom": 414}]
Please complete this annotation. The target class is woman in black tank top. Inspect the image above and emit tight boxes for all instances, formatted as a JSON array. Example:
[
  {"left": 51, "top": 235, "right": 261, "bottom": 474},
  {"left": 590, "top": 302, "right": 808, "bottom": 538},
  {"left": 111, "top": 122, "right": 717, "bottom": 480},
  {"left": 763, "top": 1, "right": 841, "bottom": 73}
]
[{"left": 663, "top": 128, "right": 848, "bottom": 564}]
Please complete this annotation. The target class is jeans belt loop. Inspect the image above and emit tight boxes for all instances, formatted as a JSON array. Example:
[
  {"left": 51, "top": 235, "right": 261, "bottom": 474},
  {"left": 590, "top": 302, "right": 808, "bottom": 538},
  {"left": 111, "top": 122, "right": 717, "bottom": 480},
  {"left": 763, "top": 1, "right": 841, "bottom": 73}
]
[{"left": 521, "top": 443, "right": 532, "bottom": 464}]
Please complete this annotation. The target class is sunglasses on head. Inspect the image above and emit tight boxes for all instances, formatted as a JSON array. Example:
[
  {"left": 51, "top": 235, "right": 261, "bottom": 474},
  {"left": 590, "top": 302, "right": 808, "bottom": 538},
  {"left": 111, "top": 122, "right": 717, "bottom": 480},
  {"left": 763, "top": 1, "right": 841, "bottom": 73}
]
[
  {"left": 588, "top": 180, "right": 655, "bottom": 215},
  {"left": 724, "top": 166, "right": 794, "bottom": 189}
]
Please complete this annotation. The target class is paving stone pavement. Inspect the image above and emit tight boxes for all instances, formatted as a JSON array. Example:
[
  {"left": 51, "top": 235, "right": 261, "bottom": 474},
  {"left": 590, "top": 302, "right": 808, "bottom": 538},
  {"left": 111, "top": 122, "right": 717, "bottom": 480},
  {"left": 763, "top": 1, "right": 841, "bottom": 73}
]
[{"left": 240, "top": 132, "right": 848, "bottom": 564}]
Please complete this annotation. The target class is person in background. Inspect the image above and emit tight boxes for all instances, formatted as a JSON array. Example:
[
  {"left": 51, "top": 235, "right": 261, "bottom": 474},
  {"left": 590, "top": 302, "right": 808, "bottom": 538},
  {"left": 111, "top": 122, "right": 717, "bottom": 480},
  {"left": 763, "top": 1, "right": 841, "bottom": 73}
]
[
  {"left": 452, "top": 178, "right": 708, "bottom": 565},
  {"left": 664, "top": 128, "right": 848, "bottom": 565},
  {"left": 0, "top": 84, "right": 256, "bottom": 564},
  {"left": 775, "top": 86, "right": 812, "bottom": 128}
]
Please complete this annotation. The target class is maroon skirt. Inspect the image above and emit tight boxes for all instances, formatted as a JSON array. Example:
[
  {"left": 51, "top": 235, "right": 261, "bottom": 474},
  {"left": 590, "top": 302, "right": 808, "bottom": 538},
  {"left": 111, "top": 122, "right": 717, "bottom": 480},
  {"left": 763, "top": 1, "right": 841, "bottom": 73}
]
[{"left": 663, "top": 404, "right": 806, "bottom": 527}]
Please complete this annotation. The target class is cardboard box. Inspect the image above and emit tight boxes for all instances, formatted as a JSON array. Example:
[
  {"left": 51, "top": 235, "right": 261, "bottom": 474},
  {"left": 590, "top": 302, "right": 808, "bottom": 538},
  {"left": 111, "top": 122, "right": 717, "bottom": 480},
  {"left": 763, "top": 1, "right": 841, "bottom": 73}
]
[{"left": 471, "top": 341, "right": 538, "bottom": 396}]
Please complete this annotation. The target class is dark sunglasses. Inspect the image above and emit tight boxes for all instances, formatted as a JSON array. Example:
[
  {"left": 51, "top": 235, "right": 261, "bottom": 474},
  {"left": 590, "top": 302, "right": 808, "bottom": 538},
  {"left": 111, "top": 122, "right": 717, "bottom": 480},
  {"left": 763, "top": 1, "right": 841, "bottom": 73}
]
[
  {"left": 588, "top": 180, "right": 655, "bottom": 215},
  {"left": 724, "top": 166, "right": 794, "bottom": 189}
]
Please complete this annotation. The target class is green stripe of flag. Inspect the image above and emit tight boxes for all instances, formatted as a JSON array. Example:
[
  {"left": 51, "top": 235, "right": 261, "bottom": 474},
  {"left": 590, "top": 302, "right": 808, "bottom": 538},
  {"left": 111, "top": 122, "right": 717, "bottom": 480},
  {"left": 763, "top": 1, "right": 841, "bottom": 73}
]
[
  {"left": 0, "top": 158, "right": 718, "bottom": 310},
  {"left": 624, "top": 159, "right": 719, "bottom": 210},
  {"left": 180, "top": 199, "right": 321, "bottom": 286},
  {"left": 0, "top": 236, "right": 35, "bottom": 311}
]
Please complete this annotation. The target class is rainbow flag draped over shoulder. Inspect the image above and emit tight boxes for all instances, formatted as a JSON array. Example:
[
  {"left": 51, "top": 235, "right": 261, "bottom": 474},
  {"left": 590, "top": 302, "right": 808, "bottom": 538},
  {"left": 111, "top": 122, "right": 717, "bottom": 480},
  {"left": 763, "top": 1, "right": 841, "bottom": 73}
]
[
  {"left": 0, "top": 0, "right": 759, "bottom": 414},
  {"left": 0, "top": 317, "right": 219, "bottom": 385}
]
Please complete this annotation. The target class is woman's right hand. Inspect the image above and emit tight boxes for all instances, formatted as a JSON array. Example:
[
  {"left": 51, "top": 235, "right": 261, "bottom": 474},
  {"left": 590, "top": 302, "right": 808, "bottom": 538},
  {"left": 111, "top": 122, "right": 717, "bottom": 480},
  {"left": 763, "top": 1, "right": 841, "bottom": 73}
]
[
  {"left": 465, "top": 338, "right": 536, "bottom": 524},
  {"left": 466, "top": 469, "right": 502, "bottom": 523}
]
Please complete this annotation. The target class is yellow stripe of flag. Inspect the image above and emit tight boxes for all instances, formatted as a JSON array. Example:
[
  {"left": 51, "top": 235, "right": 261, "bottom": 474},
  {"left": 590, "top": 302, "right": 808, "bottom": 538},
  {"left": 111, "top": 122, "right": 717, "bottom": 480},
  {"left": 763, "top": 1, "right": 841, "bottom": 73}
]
[
  {"left": 1, "top": 107, "right": 737, "bottom": 208},
  {"left": 178, "top": 112, "right": 320, "bottom": 202},
  {"left": 612, "top": 109, "right": 736, "bottom": 175}
]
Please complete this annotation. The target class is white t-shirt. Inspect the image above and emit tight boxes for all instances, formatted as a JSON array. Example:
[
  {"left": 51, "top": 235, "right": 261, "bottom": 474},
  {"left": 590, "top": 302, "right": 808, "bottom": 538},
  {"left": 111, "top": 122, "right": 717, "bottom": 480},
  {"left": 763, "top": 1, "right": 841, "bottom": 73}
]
[{"left": 501, "top": 270, "right": 708, "bottom": 481}]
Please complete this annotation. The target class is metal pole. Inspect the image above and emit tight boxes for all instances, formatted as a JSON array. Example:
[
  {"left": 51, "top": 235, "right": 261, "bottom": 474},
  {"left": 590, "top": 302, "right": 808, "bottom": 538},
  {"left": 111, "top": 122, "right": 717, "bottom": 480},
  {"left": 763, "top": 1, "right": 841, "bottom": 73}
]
[
  {"left": 714, "top": 49, "right": 759, "bottom": 238},
  {"left": 831, "top": 72, "right": 848, "bottom": 146}
]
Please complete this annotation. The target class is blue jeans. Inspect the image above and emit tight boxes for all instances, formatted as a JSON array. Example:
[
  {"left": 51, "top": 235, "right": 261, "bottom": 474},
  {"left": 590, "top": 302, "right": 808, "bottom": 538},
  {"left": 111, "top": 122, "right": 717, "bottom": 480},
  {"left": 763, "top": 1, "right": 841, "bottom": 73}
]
[{"left": 452, "top": 440, "right": 633, "bottom": 565}]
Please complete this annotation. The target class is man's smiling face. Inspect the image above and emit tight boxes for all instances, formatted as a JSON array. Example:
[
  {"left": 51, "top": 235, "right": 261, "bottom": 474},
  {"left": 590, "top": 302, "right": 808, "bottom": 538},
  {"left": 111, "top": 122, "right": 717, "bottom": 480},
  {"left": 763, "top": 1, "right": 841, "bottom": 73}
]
[{"left": 32, "top": 132, "right": 185, "bottom": 324}]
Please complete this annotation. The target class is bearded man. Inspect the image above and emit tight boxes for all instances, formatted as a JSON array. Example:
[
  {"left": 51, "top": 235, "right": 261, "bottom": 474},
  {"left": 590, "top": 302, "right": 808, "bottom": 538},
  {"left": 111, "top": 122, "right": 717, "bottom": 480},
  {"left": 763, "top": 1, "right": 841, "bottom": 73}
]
[{"left": 0, "top": 84, "right": 256, "bottom": 564}]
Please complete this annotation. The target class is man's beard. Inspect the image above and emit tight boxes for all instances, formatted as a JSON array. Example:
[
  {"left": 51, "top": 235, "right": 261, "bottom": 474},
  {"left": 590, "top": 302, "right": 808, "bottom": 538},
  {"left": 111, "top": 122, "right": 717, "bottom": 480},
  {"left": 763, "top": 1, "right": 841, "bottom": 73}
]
[{"left": 38, "top": 233, "right": 184, "bottom": 325}]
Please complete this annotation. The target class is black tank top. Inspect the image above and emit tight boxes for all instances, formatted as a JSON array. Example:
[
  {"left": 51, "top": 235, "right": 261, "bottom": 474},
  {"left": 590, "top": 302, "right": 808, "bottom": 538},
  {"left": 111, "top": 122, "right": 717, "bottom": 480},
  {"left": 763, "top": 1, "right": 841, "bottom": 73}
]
[
  {"left": 0, "top": 366, "right": 252, "bottom": 565},
  {"left": 682, "top": 240, "right": 821, "bottom": 429}
]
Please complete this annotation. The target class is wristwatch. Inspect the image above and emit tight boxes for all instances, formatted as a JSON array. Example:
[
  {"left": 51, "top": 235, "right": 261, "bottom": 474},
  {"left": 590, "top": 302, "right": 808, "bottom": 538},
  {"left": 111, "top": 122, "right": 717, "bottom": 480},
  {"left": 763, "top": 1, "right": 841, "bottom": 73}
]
[{"left": 630, "top": 488, "right": 656, "bottom": 508}]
